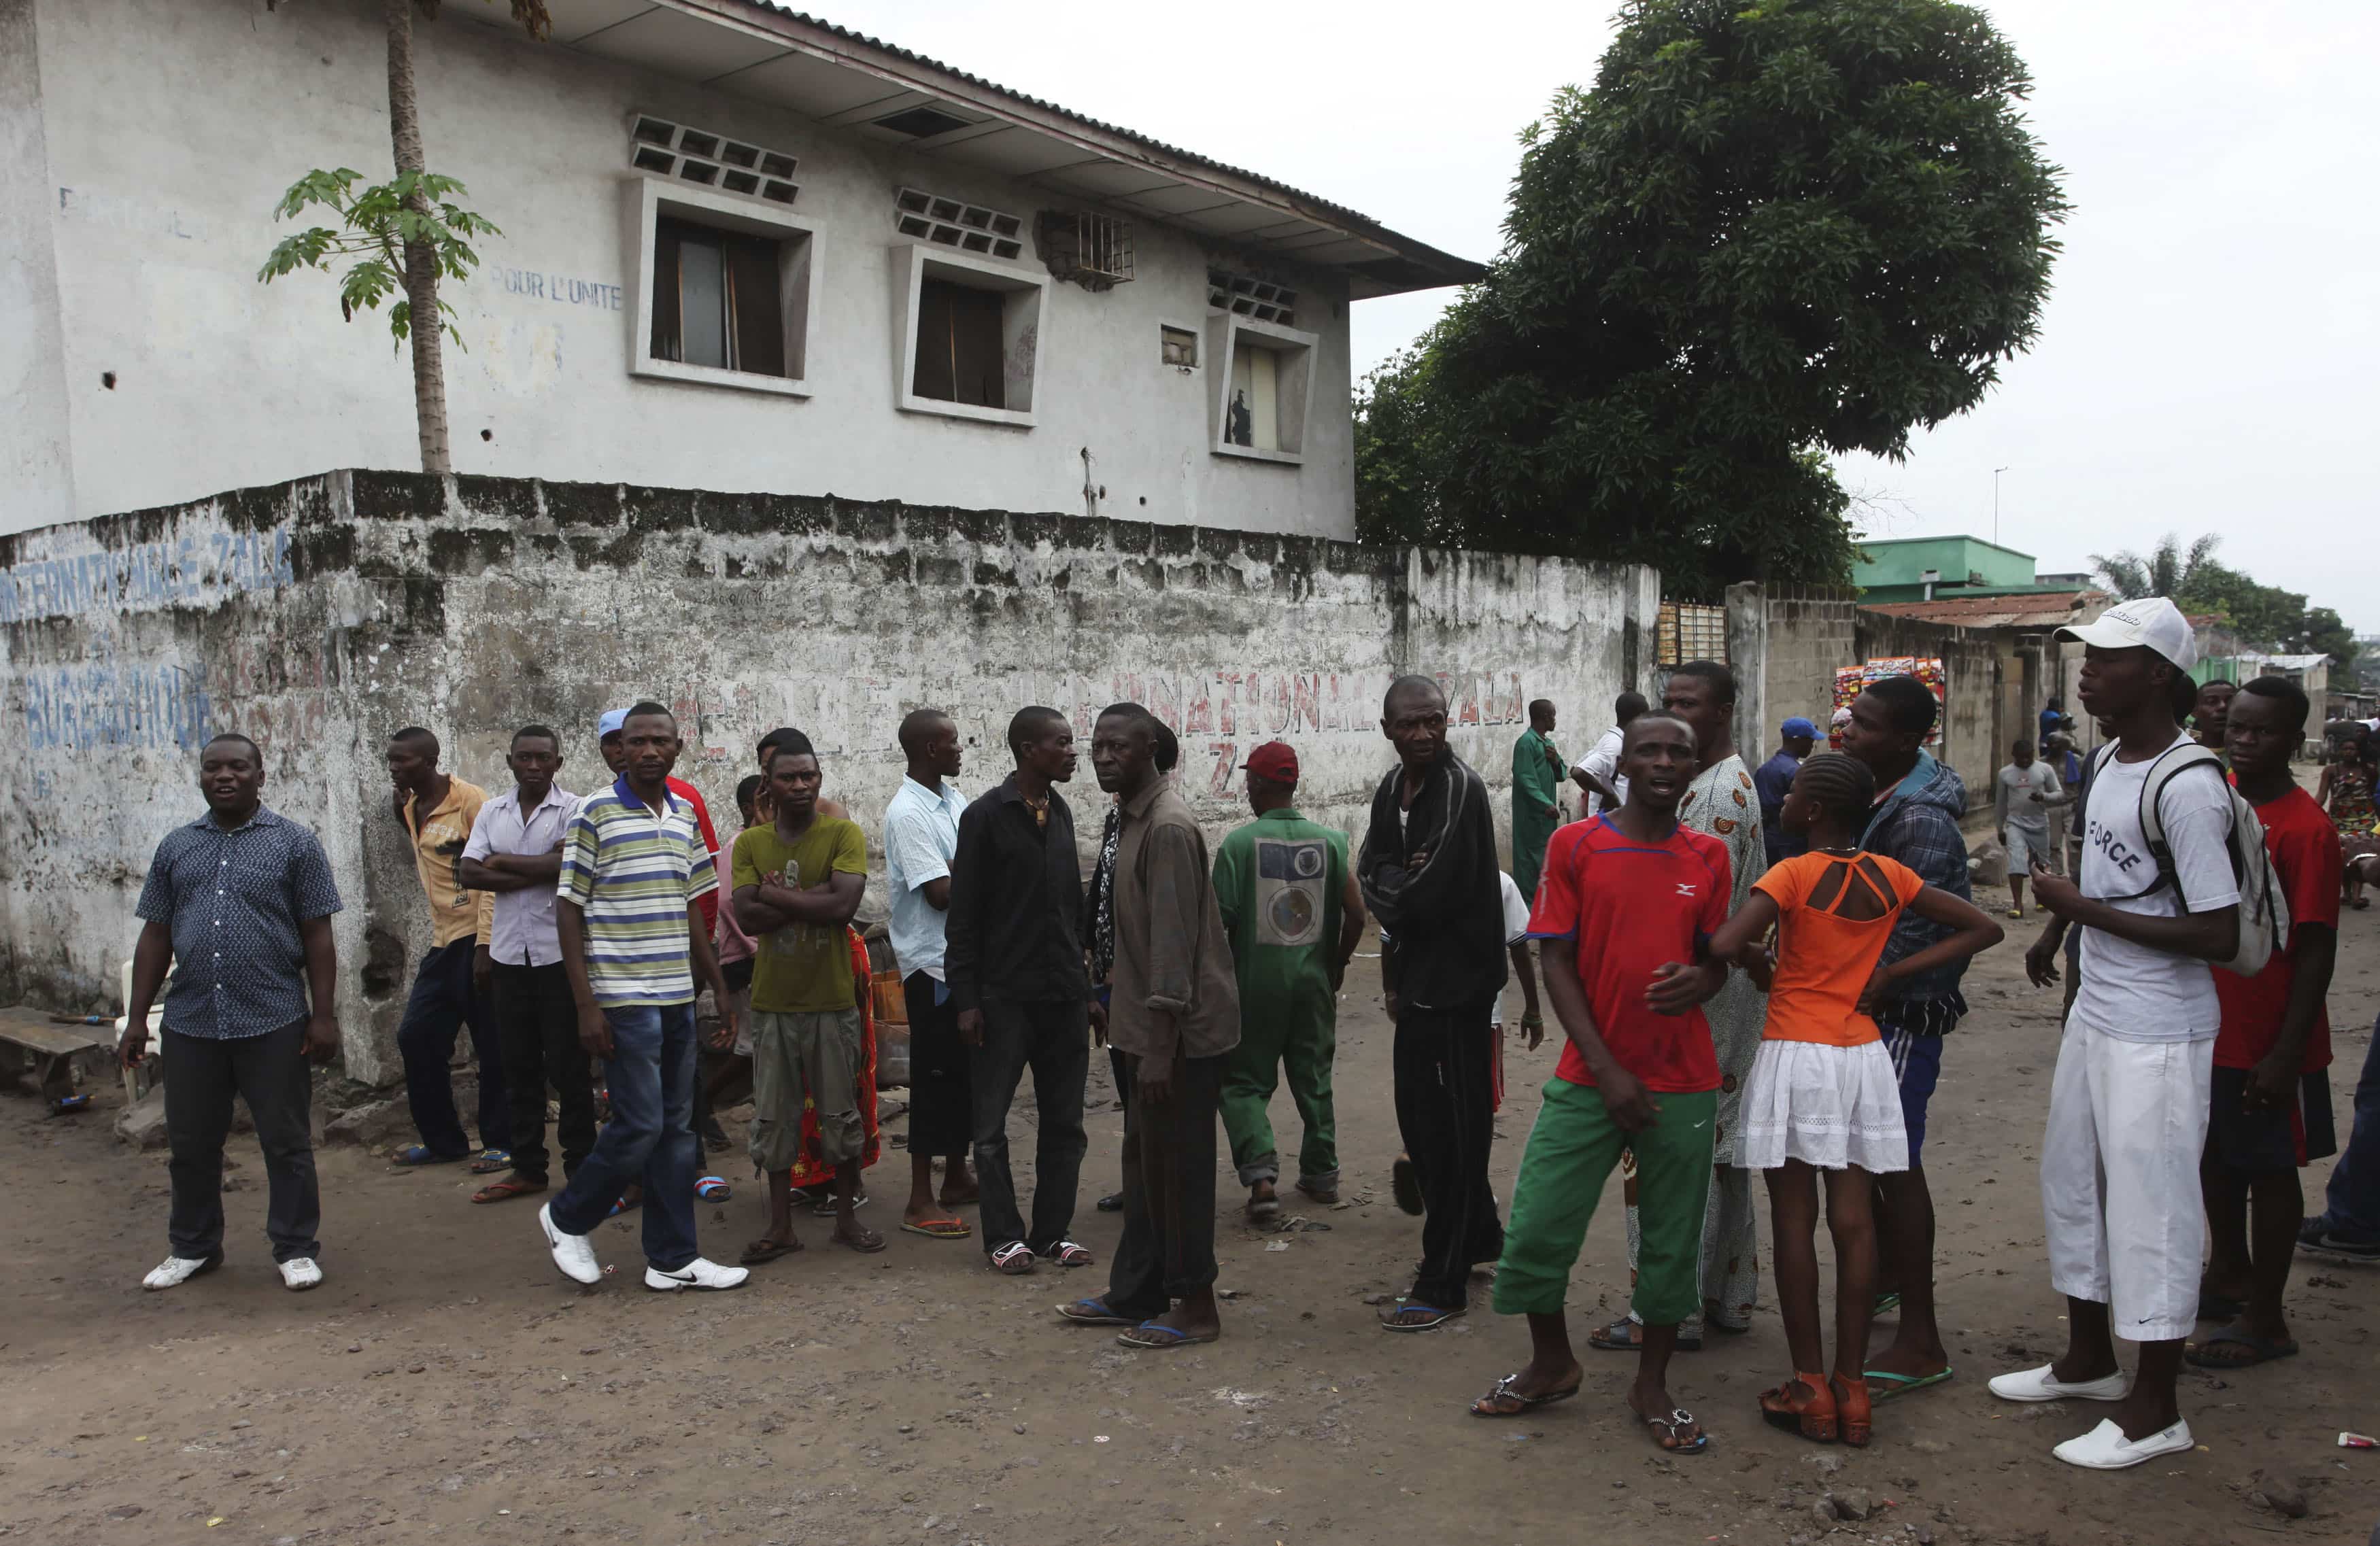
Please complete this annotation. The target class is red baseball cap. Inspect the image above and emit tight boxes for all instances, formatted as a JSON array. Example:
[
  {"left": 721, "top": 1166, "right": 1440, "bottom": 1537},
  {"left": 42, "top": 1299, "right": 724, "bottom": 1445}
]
[{"left": 1244, "top": 741, "right": 1299, "bottom": 785}]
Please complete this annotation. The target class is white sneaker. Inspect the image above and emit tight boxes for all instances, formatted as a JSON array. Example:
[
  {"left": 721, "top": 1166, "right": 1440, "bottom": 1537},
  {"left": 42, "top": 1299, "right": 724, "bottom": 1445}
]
[
  {"left": 141, "top": 1253, "right": 220, "bottom": 1291},
  {"left": 540, "top": 1203, "right": 601, "bottom": 1285},
  {"left": 277, "top": 1257, "right": 323, "bottom": 1292},
  {"left": 643, "top": 1258, "right": 748, "bottom": 1292},
  {"left": 2053, "top": 1417, "right": 2194, "bottom": 1470},
  {"left": 1988, "top": 1362, "right": 2130, "bottom": 1403}
]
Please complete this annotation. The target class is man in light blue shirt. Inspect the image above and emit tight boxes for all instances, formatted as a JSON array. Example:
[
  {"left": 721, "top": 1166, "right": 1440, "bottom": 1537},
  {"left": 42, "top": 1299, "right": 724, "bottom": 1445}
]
[{"left": 883, "top": 708, "right": 979, "bottom": 1237}]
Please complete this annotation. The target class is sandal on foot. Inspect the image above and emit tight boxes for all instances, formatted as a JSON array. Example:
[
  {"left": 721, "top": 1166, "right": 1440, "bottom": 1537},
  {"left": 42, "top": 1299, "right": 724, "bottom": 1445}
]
[
  {"left": 1833, "top": 1373, "right": 1873, "bottom": 1448},
  {"left": 1759, "top": 1373, "right": 1838, "bottom": 1443},
  {"left": 900, "top": 1216, "right": 972, "bottom": 1240},
  {"left": 810, "top": 1191, "right": 868, "bottom": 1218},
  {"left": 1095, "top": 1192, "right": 1125, "bottom": 1213},
  {"left": 1247, "top": 1191, "right": 1281, "bottom": 1222},
  {"left": 1378, "top": 1299, "right": 1464, "bottom": 1333},
  {"left": 471, "top": 1175, "right": 547, "bottom": 1205},
  {"left": 696, "top": 1175, "right": 732, "bottom": 1202},
  {"left": 1872, "top": 1291, "right": 1903, "bottom": 1315},
  {"left": 1863, "top": 1366, "right": 1953, "bottom": 1402},
  {"left": 835, "top": 1224, "right": 887, "bottom": 1254},
  {"left": 1590, "top": 1317, "right": 1703, "bottom": 1353},
  {"left": 738, "top": 1237, "right": 802, "bottom": 1265},
  {"left": 1117, "top": 1320, "right": 1218, "bottom": 1350},
  {"left": 989, "top": 1241, "right": 1037, "bottom": 1275},
  {"left": 1637, "top": 1405, "right": 1708, "bottom": 1454},
  {"left": 1470, "top": 1373, "right": 1581, "bottom": 1418},
  {"left": 390, "top": 1144, "right": 466, "bottom": 1167},
  {"left": 469, "top": 1148, "right": 513, "bottom": 1175},
  {"left": 1295, "top": 1177, "right": 1340, "bottom": 1205},
  {"left": 2184, "top": 1326, "right": 2299, "bottom": 1369},
  {"left": 1057, "top": 1297, "right": 1136, "bottom": 1326},
  {"left": 1038, "top": 1240, "right": 1094, "bottom": 1268}
]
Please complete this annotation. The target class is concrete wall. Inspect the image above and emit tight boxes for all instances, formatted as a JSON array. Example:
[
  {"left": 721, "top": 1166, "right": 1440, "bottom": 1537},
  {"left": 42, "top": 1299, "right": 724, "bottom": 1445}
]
[
  {"left": 1727, "top": 582, "right": 2008, "bottom": 812},
  {"left": 0, "top": 470, "right": 1659, "bottom": 1084},
  {"left": 12, "top": 0, "right": 1359, "bottom": 540}
]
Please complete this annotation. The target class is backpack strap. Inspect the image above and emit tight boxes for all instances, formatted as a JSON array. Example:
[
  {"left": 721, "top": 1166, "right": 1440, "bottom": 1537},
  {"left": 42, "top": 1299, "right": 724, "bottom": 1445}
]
[{"left": 2096, "top": 742, "right": 2229, "bottom": 905}]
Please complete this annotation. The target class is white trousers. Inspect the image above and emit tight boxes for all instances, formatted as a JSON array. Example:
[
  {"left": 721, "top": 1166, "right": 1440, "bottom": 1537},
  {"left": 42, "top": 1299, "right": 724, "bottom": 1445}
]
[{"left": 2040, "top": 1017, "right": 2214, "bottom": 1343}]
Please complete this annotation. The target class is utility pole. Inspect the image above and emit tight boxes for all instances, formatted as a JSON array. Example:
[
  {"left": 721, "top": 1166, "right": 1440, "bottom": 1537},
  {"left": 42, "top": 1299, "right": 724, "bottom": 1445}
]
[{"left": 1994, "top": 466, "right": 2010, "bottom": 545}]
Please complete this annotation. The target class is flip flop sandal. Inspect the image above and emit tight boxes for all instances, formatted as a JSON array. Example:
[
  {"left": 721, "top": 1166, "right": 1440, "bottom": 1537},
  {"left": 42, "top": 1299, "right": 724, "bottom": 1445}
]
[
  {"left": 1589, "top": 1318, "right": 1703, "bottom": 1353},
  {"left": 607, "top": 1190, "right": 643, "bottom": 1218},
  {"left": 1378, "top": 1299, "right": 1465, "bottom": 1333},
  {"left": 1469, "top": 1374, "right": 1582, "bottom": 1418},
  {"left": 835, "top": 1226, "right": 888, "bottom": 1254},
  {"left": 1095, "top": 1192, "right": 1125, "bottom": 1213},
  {"left": 471, "top": 1176, "right": 547, "bottom": 1205},
  {"left": 1759, "top": 1373, "right": 1839, "bottom": 1443},
  {"left": 1638, "top": 1406, "right": 1709, "bottom": 1454},
  {"left": 1117, "top": 1320, "right": 1219, "bottom": 1350},
  {"left": 1040, "top": 1241, "right": 1094, "bottom": 1268},
  {"left": 696, "top": 1176, "right": 732, "bottom": 1202},
  {"left": 989, "top": 1241, "right": 1037, "bottom": 1275},
  {"left": 391, "top": 1145, "right": 466, "bottom": 1167},
  {"left": 900, "top": 1217, "right": 972, "bottom": 1240},
  {"left": 1057, "top": 1298, "right": 1135, "bottom": 1326},
  {"left": 810, "top": 1192, "right": 868, "bottom": 1218},
  {"left": 1247, "top": 1194, "right": 1282, "bottom": 1222},
  {"left": 1863, "top": 1367, "right": 1954, "bottom": 1402},
  {"left": 469, "top": 1149, "right": 514, "bottom": 1175},
  {"left": 1872, "top": 1291, "right": 1904, "bottom": 1315},
  {"left": 2184, "top": 1327, "right": 2300, "bottom": 1369},
  {"left": 739, "top": 1238, "right": 802, "bottom": 1265}
]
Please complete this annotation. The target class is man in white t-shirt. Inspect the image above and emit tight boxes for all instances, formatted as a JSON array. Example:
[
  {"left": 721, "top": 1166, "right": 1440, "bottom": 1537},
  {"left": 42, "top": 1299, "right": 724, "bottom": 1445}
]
[
  {"left": 1569, "top": 691, "right": 1647, "bottom": 817},
  {"left": 2001, "top": 597, "right": 2242, "bottom": 1471}
]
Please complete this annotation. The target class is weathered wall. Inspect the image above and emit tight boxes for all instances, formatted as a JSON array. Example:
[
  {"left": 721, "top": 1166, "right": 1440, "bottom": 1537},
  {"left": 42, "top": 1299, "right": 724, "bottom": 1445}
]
[
  {"left": 0, "top": 0, "right": 74, "bottom": 529},
  {"left": 10, "top": 0, "right": 1361, "bottom": 541},
  {"left": 1727, "top": 582, "right": 2007, "bottom": 812},
  {"left": 0, "top": 471, "right": 1658, "bottom": 1084}
]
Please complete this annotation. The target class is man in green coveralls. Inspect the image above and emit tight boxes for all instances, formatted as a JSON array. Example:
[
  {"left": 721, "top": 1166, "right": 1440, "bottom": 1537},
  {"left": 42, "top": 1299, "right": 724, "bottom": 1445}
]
[
  {"left": 1511, "top": 700, "right": 1564, "bottom": 901},
  {"left": 1214, "top": 742, "right": 1368, "bottom": 1221}
]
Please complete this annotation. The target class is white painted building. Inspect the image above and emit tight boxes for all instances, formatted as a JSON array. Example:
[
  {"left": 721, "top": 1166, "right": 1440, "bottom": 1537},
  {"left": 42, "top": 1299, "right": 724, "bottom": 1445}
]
[{"left": 0, "top": 0, "right": 1477, "bottom": 538}]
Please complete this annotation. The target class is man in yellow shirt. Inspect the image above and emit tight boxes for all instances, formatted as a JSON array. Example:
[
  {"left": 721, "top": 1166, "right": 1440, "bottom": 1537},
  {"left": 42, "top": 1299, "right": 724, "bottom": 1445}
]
[{"left": 386, "top": 727, "right": 509, "bottom": 1171}]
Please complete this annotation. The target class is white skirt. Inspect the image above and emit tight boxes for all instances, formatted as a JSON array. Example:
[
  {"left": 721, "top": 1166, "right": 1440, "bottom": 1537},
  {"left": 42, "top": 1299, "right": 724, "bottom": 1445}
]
[{"left": 1737, "top": 1037, "right": 1910, "bottom": 1174}]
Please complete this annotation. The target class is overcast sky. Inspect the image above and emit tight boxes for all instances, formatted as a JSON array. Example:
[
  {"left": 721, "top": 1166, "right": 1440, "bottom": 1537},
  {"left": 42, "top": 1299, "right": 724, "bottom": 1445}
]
[{"left": 821, "top": 1, "right": 2378, "bottom": 632}]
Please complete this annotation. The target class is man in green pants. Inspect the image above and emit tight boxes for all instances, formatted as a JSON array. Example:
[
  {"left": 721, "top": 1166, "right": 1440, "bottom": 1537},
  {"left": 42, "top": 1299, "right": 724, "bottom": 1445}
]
[
  {"left": 1465, "top": 712, "right": 1729, "bottom": 1454},
  {"left": 1510, "top": 699, "right": 1565, "bottom": 901},
  {"left": 1214, "top": 742, "right": 1367, "bottom": 1221}
]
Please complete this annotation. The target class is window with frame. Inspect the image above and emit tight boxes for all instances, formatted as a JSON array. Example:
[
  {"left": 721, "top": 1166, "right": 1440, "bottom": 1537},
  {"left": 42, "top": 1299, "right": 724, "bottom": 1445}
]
[
  {"left": 1208, "top": 313, "right": 1316, "bottom": 463},
  {"left": 911, "top": 277, "right": 1010, "bottom": 409},
  {"left": 649, "top": 217, "right": 797, "bottom": 377},
  {"left": 895, "top": 244, "right": 1045, "bottom": 426}
]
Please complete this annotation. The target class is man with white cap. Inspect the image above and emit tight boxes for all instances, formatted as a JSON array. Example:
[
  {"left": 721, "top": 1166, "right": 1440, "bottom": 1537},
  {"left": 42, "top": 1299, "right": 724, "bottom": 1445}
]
[{"left": 2001, "top": 597, "right": 2243, "bottom": 1469}]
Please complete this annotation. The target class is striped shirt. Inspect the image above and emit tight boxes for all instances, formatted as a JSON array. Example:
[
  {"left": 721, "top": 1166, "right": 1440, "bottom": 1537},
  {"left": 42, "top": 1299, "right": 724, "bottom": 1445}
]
[{"left": 558, "top": 774, "right": 719, "bottom": 1008}]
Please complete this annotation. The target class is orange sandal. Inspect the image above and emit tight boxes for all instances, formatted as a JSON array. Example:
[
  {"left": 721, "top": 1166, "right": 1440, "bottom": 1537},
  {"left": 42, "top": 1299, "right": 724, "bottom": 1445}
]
[
  {"left": 1759, "top": 1371, "right": 1838, "bottom": 1443},
  {"left": 1831, "top": 1373, "right": 1873, "bottom": 1448}
]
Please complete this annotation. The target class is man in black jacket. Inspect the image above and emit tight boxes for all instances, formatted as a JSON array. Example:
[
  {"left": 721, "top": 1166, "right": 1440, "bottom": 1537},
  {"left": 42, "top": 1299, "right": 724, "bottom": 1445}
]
[
  {"left": 1361, "top": 675, "right": 1510, "bottom": 1330},
  {"left": 946, "top": 706, "right": 1095, "bottom": 1277}
]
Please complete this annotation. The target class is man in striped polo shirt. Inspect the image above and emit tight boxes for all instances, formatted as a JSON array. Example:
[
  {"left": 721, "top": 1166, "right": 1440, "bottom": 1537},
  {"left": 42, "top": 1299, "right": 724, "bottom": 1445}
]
[{"left": 539, "top": 702, "right": 747, "bottom": 1292}]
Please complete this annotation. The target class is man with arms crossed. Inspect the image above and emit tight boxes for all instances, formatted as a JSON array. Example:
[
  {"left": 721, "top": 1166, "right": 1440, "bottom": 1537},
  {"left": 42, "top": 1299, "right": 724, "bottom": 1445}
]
[
  {"left": 2001, "top": 598, "right": 2241, "bottom": 1468},
  {"left": 537, "top": 704, "right": 745, "bottom": 1292},
  {"left": 124, "top": 734, "right": 341, "bottom": 1292}
]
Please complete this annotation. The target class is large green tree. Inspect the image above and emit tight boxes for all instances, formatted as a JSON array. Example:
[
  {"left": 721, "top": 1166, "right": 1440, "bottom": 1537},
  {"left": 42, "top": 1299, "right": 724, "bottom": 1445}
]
[
  {"left": 2099, "top": 532, "right": 2360, "bottom": 670},
  {"left": 1357, "top": 0, "right": 2068, "bottom": 596}
]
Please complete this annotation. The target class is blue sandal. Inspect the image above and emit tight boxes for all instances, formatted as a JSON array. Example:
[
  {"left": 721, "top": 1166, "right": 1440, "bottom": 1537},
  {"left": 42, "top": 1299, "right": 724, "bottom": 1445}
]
[
  {"left": 1057, "top": 1298, "right": 1134, "bottom": 1326},
  {"left": 391, "top": 1145, "right": 465, "bottom": 1167},
  {"left": 1379, "top": 1299, "right": 1465, "bottom": 1333},
  {"left": 1118, "top": 1320, "right": 1219, "bottom": 1348}
]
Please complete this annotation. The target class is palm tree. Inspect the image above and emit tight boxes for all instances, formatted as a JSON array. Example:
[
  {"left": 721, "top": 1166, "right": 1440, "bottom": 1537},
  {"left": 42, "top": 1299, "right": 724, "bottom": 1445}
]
[{"left": 2090, "top": 532, "right": 2220, "bottom": 601}]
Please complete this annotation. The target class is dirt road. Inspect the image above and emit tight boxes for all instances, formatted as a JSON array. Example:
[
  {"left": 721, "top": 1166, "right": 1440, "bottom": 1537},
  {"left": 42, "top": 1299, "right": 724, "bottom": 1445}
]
[{"left": 4, "top": 880, "right": 2377, "bottom": 1545}]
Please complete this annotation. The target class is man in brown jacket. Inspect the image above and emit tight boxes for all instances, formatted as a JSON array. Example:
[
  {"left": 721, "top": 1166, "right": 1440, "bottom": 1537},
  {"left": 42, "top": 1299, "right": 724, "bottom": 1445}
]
[{"left": 1059, "top": 704, "right": 1241, "bottom": 1349}]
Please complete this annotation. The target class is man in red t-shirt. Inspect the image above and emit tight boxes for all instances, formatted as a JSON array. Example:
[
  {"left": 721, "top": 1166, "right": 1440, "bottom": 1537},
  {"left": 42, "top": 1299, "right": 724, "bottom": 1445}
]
[
  {"left": 2193, "top": 678, "right": 2340, "bottom": 1368},
  {"left": 1465, "top": 713, "right": 1730, "bottom": 1454}
]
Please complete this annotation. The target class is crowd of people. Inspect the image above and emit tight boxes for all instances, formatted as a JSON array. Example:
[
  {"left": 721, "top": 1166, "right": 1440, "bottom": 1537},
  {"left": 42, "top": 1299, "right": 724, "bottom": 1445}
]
[{"left": 109, "top": 591, "right": 2377, "bottom": 1468}]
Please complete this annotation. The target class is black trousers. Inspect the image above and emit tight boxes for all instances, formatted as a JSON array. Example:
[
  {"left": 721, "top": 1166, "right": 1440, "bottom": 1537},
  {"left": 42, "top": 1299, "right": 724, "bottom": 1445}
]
[
  {"left": 1107, "top": 1052, "right": 1224, "bottom": 1318},
  {"left": 163, "top": 1021, "right": 320, "bottom": 1264},
  {"left": 1395, "top": 999, "right": 1503, "bottom": 1309},
  {"left": 904, "top": 972, "right": 974, "bottom": 1158},
  {"left": 493, "top": 961, "right": 596, "bottom": 1184},
  {"left": 968, "top": 998, "right": 1089, "bottom": 1254}
]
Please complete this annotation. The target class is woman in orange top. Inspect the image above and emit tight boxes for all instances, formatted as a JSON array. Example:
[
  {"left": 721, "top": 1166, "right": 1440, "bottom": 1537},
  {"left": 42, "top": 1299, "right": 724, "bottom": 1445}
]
[{"left": 1709, "top": 753, "right": 2002, "bottom": 1447}]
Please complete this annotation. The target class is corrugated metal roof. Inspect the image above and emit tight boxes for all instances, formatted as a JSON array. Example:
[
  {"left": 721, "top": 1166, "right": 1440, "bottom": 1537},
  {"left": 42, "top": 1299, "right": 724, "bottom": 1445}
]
[{"left": 1860, "top": 590, "right": 2109, "bottom": 630}]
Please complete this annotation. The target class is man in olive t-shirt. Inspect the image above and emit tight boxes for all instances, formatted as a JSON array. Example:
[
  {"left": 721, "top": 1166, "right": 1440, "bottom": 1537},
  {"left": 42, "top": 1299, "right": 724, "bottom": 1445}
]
[{"left": 730, "top": 735, "right": 877, "bottom": 1258}]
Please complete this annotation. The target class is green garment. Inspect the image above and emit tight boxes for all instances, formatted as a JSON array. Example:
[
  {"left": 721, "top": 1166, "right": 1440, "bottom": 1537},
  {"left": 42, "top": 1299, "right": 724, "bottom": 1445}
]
[
  {"left": 731, "top": 817, "right": 867, "bottom": 1012},
  {"left": 1492, "top": 1079, "right": 1716, "bottom": 1322},
  {"left": 1510, "top": 727, "right": 1563, "bottom": 900},
  {"left": 1212, "top": 808, "right": 1347, "bottom": 1186}
]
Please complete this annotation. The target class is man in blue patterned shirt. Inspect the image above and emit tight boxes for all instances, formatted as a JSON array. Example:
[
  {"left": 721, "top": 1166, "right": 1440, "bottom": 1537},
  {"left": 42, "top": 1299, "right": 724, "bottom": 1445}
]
[{"left": 122, "top": 733, "right": 343, "bottom": 1293}]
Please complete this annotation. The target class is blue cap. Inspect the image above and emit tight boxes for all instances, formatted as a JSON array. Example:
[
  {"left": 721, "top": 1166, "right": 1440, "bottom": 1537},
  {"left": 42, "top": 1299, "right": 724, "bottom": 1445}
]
[
  {"left": 597, "top": 708, "right": 629, "bottom": 739},
  {"left": 1781, "top": 716, "right": 1819, "bottom": 739}
]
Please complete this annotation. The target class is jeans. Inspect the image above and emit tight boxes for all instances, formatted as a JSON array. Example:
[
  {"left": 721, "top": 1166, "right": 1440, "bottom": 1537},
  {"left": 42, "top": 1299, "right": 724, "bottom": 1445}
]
[
  {"left": 1106, "top": 1052, "right": 1224, "bottom": 1318},
  {"left": 2315, "top": 1016, "right": 2380, "bottom": 1240},
  {"left": 968, "top": 998, "right": 1089, "bottom": 1254},
  {"left": 549, "top": 1001, "right": 700, "bottom": 1271},
  {"left": 397, "top": 938, "right": 509, "bottom": 1158},
  {"left": 493, "top": 961, "right": 594, "bottom": 1185},
  {"left": 1395, "top": 998, "right": 1503, "bottom": 1309},
  {"left": 163, "top": 1020, "right": 320, "bottom": 1264}
]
